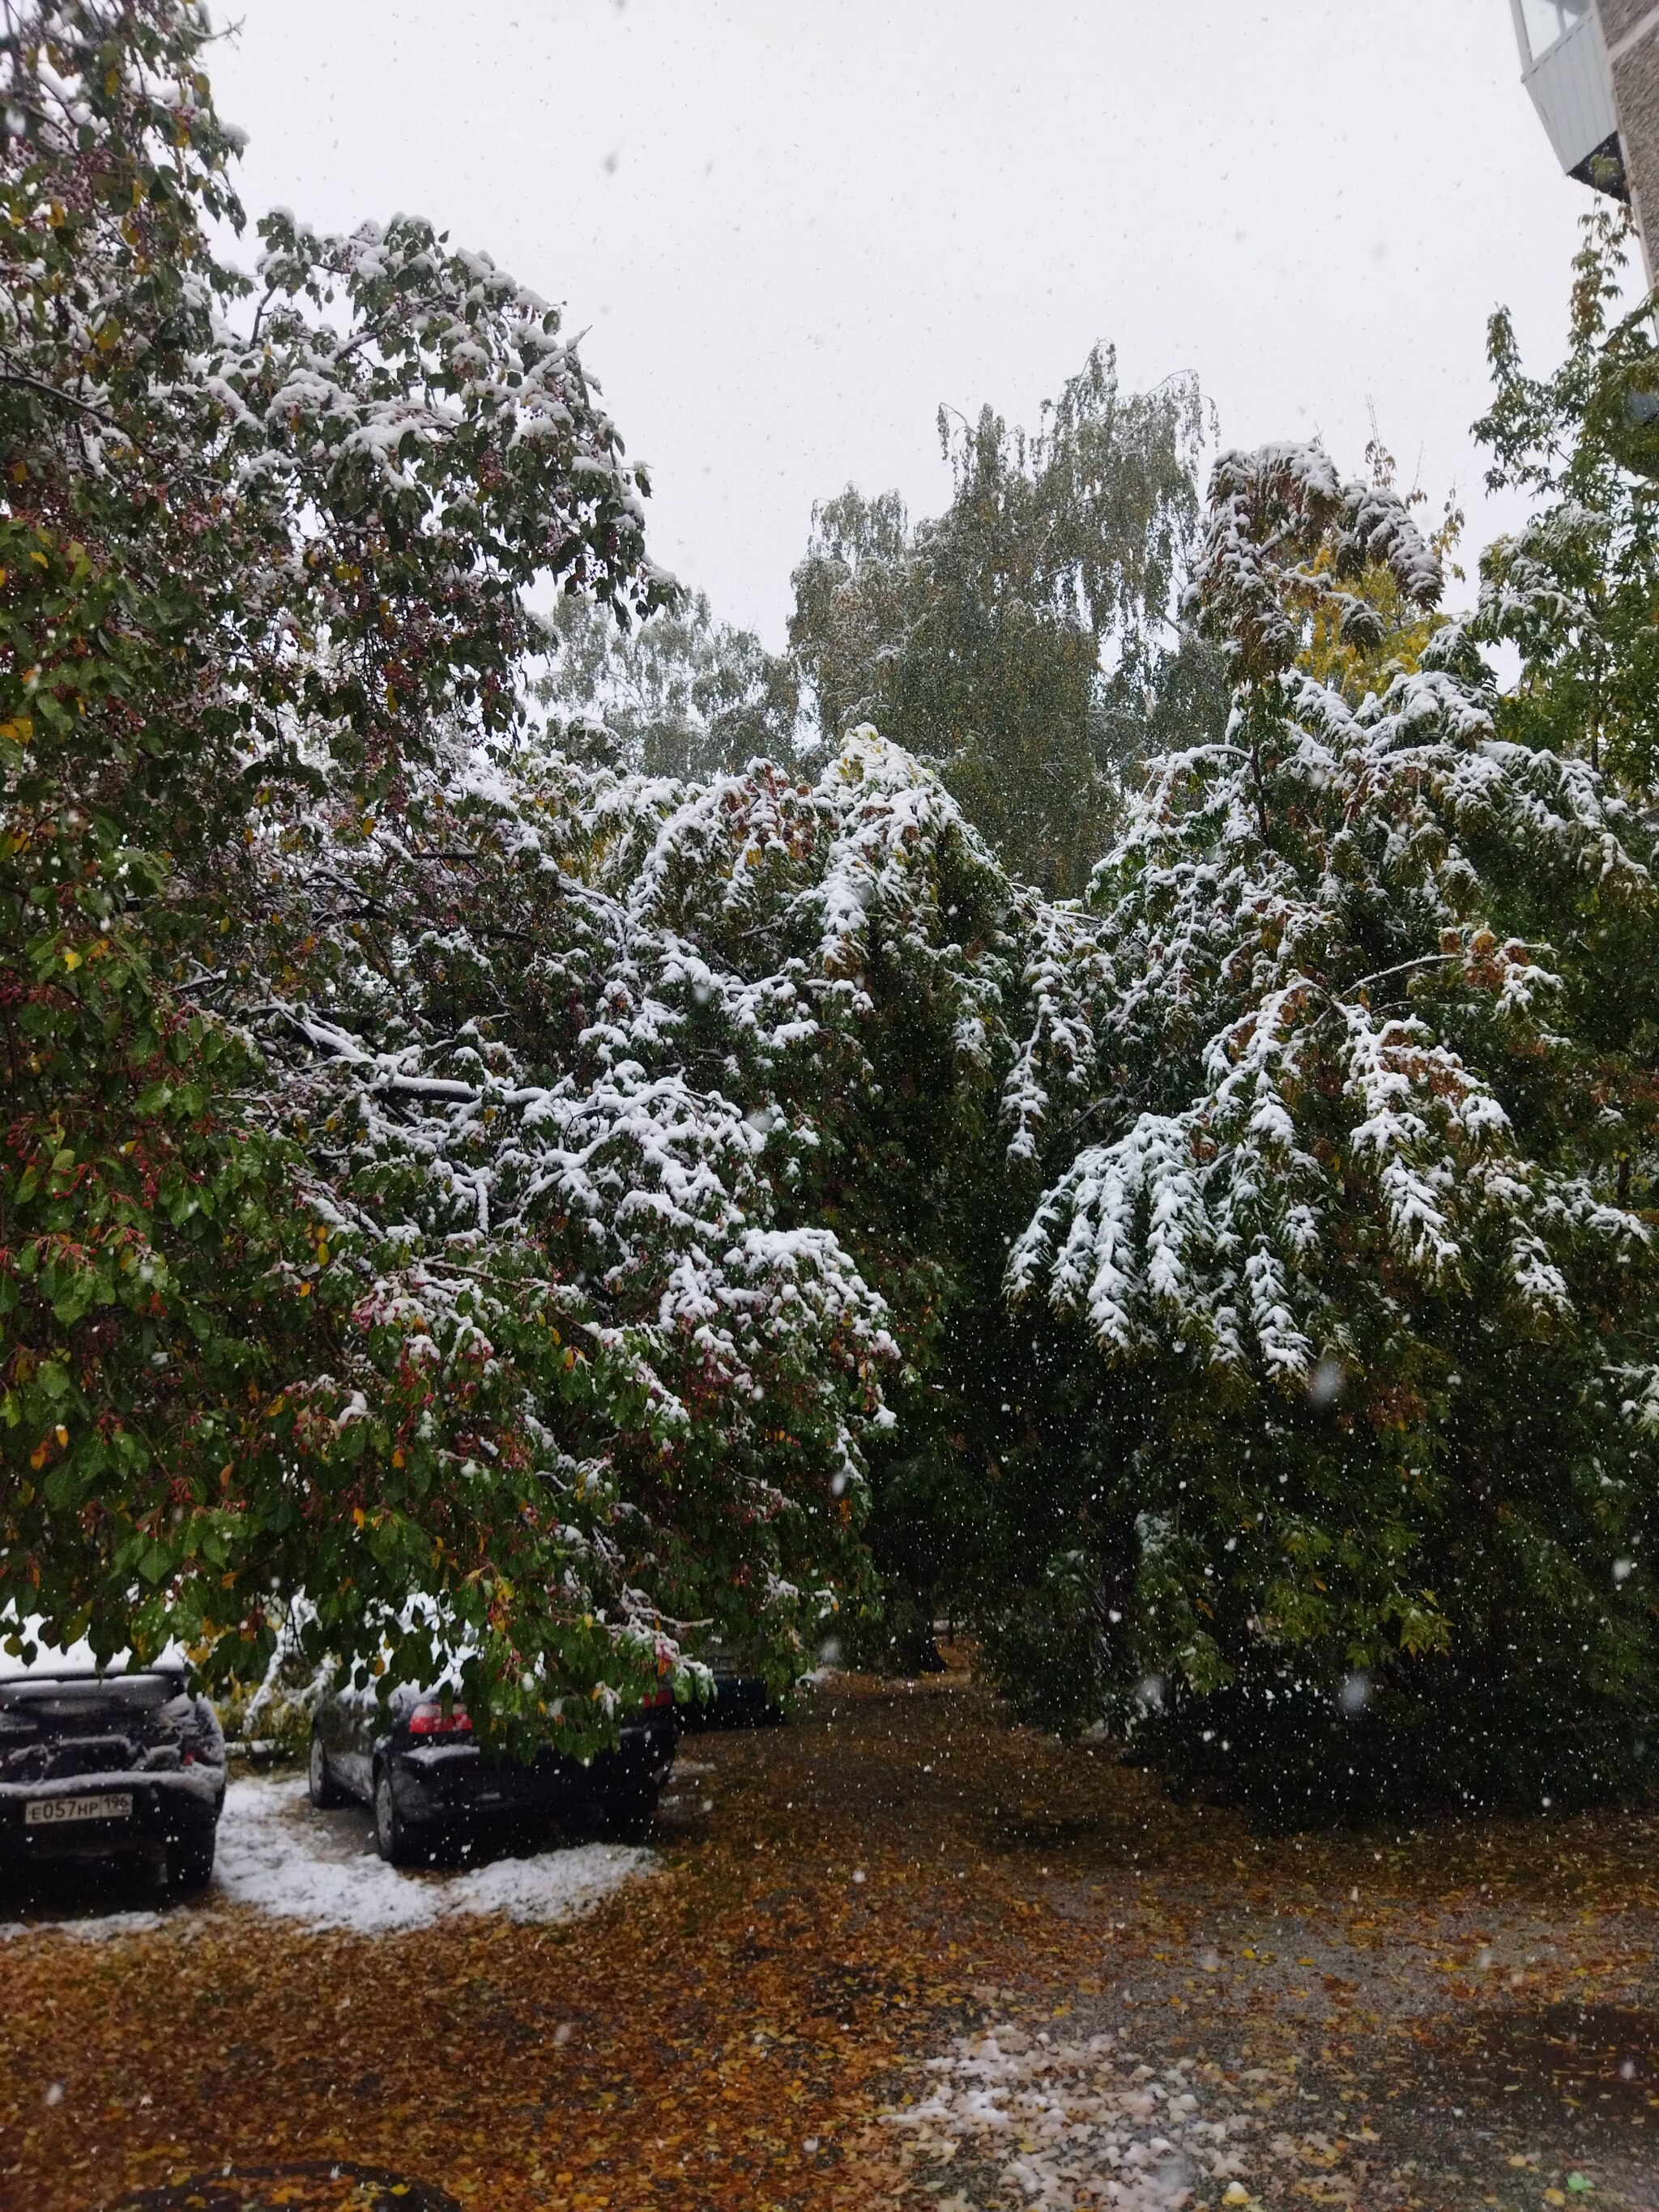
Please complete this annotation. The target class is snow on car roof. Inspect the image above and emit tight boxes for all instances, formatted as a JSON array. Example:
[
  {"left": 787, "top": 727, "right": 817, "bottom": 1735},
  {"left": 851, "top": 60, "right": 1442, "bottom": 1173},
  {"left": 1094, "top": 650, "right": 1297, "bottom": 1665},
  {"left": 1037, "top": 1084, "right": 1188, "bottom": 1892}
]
[{"left": 0, "top": 1616, "right": 190, "bottom": 1681}]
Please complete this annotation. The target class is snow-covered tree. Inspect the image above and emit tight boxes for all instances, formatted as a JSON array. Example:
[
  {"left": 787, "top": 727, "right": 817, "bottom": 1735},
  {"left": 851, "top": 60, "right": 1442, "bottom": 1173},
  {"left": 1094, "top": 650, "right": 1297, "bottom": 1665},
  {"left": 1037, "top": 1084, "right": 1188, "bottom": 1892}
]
[
  {"left": 1004, "top": 439, "right": 1659, "bottom": 1809},
  {"left": 245, "top": 718, "right": 1029, "bottom": 1703},
  {"left": 15, "top": 3, "right": 1659, "bottom": 1819},
  {"left": 0, "top": 2, "right": 990, "bottom": 1745}
]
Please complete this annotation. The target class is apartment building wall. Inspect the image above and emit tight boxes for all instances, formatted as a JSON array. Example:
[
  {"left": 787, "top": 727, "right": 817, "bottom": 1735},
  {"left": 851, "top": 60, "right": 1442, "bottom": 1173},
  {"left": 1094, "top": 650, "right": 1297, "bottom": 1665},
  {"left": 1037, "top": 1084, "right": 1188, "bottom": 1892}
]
[{"left": 1597, "top": 0, "right": 1659, "bottom": 271}]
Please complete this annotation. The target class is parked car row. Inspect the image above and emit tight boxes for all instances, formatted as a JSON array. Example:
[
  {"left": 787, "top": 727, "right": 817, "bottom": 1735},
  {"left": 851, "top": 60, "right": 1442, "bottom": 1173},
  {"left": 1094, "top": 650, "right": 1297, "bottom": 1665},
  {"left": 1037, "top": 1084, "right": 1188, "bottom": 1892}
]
[
  {"left": 0, "top": 1634, "right": 689, "bottom": 1890},
  {"left": 1, "top": 1628, "right": 795, "bottom": 1891}
]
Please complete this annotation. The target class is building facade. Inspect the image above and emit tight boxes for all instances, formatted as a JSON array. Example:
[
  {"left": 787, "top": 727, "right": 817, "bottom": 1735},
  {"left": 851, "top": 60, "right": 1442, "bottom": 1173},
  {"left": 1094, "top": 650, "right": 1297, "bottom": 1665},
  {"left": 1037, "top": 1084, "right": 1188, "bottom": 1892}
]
[
  {"left": 1511, "top": 0, "right": 1659, "bottom": 277},
  {"left": 1598, "top": 0, "right": 1659, "bottom": 266}
]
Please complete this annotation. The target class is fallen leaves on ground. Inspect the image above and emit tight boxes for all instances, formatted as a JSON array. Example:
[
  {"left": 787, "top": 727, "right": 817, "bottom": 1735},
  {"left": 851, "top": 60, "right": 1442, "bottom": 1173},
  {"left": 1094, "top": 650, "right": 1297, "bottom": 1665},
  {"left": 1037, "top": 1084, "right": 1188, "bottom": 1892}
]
[{"left": 2, "top": 1674, "right": 1658, "bottom": 2211}]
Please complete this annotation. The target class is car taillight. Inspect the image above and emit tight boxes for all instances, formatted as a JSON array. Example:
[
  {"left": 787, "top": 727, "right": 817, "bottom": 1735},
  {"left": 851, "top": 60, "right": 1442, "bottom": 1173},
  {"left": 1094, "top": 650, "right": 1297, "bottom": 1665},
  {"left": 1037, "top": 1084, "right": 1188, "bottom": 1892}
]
[
  {"left": 644, "top": 1686, "right": 674, "bottom": 1710},
  {"left": 407, "top": 1701, "right": 472, "bottom": 1735}
]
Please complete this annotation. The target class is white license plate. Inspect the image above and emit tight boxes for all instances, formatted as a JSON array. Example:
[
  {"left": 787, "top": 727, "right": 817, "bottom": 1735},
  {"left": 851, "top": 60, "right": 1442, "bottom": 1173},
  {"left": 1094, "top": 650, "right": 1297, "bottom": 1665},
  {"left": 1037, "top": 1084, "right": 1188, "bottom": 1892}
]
[{"left": 24, "top": 1792, "right": 133, "bottom": 1828}]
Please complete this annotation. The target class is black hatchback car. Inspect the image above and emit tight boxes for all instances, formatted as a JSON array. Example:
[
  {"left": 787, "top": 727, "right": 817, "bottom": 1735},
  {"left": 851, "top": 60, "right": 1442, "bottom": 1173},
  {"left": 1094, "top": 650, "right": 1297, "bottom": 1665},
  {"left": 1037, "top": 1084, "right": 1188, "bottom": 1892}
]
[
  {"left": 309, "top": 1681, "right": 678, "bottom": 1863},
  {"left": 0, "top": 1650, "right": 227, "bottom": 1894}
]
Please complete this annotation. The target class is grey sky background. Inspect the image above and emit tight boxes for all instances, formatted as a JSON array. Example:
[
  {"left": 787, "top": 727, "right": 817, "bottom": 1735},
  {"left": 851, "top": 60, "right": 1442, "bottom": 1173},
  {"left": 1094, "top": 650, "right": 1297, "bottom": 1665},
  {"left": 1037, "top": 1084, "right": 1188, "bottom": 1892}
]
[{"left": 209, "top": 1, "right": 1631, "bottom": 647}]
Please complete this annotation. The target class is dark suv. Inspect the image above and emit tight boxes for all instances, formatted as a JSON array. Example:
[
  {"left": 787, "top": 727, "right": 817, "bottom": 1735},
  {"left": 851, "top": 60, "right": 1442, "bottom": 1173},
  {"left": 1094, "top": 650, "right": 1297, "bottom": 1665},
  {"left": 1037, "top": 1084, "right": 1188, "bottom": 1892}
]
[
  {"left": 309, "top": 1681, "right": 678, "bottom": 1863},
  {"left": 0, "top": 1654, "right": 227, "bottom": 1894}
]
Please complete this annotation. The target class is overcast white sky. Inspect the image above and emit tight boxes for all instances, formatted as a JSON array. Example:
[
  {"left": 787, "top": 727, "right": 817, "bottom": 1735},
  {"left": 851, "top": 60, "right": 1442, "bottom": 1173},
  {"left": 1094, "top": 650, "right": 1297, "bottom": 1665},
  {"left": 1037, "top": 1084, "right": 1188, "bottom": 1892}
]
[{"left": 210, "top": 1, "right": 1635, "bottom": 646}]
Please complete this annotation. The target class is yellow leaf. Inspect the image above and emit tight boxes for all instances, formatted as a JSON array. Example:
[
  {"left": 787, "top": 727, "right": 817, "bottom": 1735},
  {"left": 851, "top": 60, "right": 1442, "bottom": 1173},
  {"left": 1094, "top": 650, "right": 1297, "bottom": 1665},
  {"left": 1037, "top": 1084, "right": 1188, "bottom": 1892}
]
[{"left": 62, "top": 948, "right": 82, "bottom": 970}]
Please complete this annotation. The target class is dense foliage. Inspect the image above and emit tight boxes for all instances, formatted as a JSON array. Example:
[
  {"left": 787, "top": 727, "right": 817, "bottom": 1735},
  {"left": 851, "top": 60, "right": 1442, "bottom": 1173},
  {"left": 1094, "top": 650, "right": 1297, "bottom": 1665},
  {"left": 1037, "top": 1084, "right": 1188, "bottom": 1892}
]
[
  {"left": 787, "top": 352, "right": 1226, "bottom": 897},
  {"left": 1474, "top": 206, "right": 1659, "bottom": 798},
  {"left": 0, "top": 0, "right": 962, "bottom": 1746},
  {"left": 996, "top": 439, "right": 1659, "bottom": 1813},
  {"left": 538, "top": 588, "right": 800, "bottom": 781},
  {"left": 7, "top": 5, "right": 1657, "bottom": 1817},
  {"left": 538, "top": 350, "right": 1227, "bottom": 901}
]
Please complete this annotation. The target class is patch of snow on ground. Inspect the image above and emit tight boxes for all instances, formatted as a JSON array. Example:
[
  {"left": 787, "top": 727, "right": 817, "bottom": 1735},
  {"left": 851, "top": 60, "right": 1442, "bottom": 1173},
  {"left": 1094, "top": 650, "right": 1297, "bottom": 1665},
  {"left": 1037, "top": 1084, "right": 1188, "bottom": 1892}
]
[
  {"left": 884, "top": 2022, "right": 1257, "bottom": 2210},
  {"left": 1, "top": 1775, "right": 652, "bottom": 1943},
  {"left": 212, "top": 1775, "right": 651, "bottom": 1934}
]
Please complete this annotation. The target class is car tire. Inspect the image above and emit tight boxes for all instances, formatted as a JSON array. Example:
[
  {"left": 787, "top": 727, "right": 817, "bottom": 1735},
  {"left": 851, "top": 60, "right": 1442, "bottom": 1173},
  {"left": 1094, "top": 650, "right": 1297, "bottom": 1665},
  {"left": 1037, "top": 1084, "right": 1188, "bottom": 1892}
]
[
  {"left": 308, "top": 1726, "right": 348, "bottom": 1809},
  {"left": 373, "top": 1765, "right": 416, "bottom": 1866},
  {"left": 164, "top": 1828, "right": 215, "bottom": 1899}
]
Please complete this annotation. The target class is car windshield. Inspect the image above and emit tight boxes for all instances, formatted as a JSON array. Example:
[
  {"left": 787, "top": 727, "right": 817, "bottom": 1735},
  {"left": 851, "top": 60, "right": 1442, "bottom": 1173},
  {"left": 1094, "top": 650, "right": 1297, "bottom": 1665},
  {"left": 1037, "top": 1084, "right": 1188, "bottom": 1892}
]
[{"left": 6, "top": 6, "right": 1658, "bottom": 2208}]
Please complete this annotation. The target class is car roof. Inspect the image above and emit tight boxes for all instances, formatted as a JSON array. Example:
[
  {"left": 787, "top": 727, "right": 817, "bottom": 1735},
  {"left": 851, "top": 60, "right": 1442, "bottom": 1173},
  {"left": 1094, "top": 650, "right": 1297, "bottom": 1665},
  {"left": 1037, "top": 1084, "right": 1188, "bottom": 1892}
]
[{"left": 0, "top": 1615, "right": 190, "bottom": 1682}]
